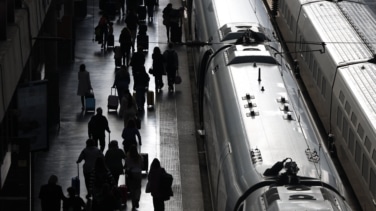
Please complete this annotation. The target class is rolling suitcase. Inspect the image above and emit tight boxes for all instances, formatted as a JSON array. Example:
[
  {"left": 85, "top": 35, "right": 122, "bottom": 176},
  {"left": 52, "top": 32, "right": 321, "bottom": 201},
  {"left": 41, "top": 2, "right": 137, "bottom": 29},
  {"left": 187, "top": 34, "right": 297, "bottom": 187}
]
[
  {"left": 147, "top": 90, "right": 154, "bottom": 110},
  {"left": 107, "top": 34, "right": 114, "bottom": 48},
  {"left": 137, "top": 34, "right": 149, "bottom": 52},
  {"left": 71, "top": 164, "right": 80, "bottom": 195},
  {"left": 107, "top": 87, "right": 119, "bottom": 111},
  {"left": 85, "top": 90, "right": 96, "bottom": 112},
  {"left": 140, "top": 146, "right": 148, "bottom": 174}
]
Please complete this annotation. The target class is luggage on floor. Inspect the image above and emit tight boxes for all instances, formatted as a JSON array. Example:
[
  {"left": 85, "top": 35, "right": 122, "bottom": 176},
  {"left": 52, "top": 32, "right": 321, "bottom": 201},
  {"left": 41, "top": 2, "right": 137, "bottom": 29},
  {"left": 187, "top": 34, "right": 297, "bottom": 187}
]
[
  {"left": 107, "top": 34, "right": 114, "bottom": 48},
  {"left": 108, "top": 87, "right": 119, "bottom": 111},
  {"left": 71, "top": 164, "right": 80, "bottom": 195},
  {"left": 171, "top": 24, "right": 182, "bottom": 43},
  {"left": 137, "top": 34, "right": 149, "bottom": 52},
  {"left": 118, "top": 184, "right": 128, "bottom": 205},
  {"left": 147, "top": 90, "right": 154, "bottom": 110},
  {"left": 85, "top": 90, "right": 96, "bottom": 112},
  {"left": 139, "top": 146, "right": 149, "bottom": 174},
  {"left": 137, "top": 5, "right": 147, "bottom": 22}
]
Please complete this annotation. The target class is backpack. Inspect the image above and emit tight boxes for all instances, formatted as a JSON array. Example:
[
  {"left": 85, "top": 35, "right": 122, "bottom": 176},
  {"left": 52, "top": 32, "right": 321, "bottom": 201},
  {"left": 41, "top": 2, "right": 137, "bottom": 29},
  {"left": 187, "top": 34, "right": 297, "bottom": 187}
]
[{"left": 161, "top": 171, "right": 173, "bottom": 201}]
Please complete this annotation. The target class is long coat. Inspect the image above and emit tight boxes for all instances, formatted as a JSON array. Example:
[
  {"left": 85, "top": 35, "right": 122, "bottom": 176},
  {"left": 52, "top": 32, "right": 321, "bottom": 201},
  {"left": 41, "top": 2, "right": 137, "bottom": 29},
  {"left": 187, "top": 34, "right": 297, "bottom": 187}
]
[{"left": 77, "top": 70, "right": 92, "bottom": 96}]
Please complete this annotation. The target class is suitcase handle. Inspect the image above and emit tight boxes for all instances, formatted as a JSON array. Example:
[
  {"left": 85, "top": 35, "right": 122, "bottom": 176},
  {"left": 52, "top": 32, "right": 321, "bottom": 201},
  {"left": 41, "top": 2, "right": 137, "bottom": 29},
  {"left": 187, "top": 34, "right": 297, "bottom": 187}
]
[
  {"left": 111, "top": 87, "right": 117, "bottom": 96},
  {"left": 77, "top": 163, "right": 80, "bottom": 177}
]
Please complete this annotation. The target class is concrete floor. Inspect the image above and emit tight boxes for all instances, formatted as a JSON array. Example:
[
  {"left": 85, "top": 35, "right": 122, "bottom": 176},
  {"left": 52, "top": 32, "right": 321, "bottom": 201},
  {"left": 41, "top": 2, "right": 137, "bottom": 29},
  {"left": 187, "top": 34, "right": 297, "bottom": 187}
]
[{"left": 32, "top": 0, "right": 205, "bottom": 210}]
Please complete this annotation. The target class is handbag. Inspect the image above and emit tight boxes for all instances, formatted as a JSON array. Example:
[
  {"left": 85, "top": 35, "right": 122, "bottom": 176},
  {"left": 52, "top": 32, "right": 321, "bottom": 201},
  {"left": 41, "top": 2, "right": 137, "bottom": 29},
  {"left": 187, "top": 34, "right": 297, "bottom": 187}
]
[{"left": 175, "top": 70, "right": 182, "bottom": 84}]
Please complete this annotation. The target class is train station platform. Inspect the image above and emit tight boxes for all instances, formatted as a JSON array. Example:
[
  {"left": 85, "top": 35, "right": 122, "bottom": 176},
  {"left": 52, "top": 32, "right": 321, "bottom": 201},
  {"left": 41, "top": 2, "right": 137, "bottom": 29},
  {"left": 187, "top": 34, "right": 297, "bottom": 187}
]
[{"left": 31, "top": 0, "right": 206, "bottom": 210}]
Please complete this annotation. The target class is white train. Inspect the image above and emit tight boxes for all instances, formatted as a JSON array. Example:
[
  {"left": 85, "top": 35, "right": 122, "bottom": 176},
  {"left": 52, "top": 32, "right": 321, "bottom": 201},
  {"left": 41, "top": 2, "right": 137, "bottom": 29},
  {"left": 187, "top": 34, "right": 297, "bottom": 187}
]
[
  {"left": 275, "top": 0, "right": 376, "bottom": 210},
  {"left": 188, "top": 0, "right": 353, "bottom": 210}
]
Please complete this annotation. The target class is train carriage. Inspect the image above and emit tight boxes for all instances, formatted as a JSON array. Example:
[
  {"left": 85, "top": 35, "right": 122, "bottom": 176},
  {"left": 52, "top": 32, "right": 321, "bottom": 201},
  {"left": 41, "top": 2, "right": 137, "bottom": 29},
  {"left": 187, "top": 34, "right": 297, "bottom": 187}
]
[
  {"left": 276, "top": 0, "right": 376, "bottom": 210},
  {"left": 189, "top": 0, "right": 353, "bottom": 210}
]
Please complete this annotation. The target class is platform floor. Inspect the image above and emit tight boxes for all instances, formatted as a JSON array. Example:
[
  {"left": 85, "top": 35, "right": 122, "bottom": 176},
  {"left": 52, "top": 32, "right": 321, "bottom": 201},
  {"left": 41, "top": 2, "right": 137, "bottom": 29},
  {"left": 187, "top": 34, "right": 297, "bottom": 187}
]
[{"left": 32, "top": 0, "right": 205, "bottom": 210}]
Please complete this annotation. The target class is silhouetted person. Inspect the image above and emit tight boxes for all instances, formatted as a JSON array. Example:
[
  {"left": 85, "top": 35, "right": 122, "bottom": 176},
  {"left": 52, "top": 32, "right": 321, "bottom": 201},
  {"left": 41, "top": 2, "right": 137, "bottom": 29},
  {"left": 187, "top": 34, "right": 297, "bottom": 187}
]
[
  {"left": 162, "top": 3, "right": 173, "bottom": 42},
  {"left": 122, "top": 119, "right": 142, "bottom": 154},
  {"left": 77, "top": 64, "right": 92, "bottom": 110},
  {"left": 145, "top": 0, "right": 156, "bottom": 22},
  {"left": 125, "top": 10, "right": 139, "bottom": 52},
  {"left": 147, "top": 158, "right": 167, "bottom": 211},
  {"left": 119, "top": 90, "right": 138, "bottom": 127},
  {"left": 119, "top": 27, "right": 133, "bottom": 66},
  {"left": 63, "top": 187, "right": 86, "bottom": 211},
  {"left": 133, "top": 65, "right": 150, "bottom": 111},
  {"left": 76, "top": 139, "right": 104, "bottom": 197},
  {"left": 151, "top": 46, "right": 165, "bottom": 91},
  {"left": 39, "top": 174, "right": 67, "bottom": 211},
  {"left": 112, "top": 65, "right": 130, "bottom": 103},
  {"left": 88, "top": 107, "right": 111, "bottom": 152},
  {"left": 125, "top": 145, "right": 144, "bottom": 210},
  {"left": 105, "top": 140, "right": 126, "bottom": 183},
  {"left": 163, "top": 43, "right": 179, "bottom": 92}
]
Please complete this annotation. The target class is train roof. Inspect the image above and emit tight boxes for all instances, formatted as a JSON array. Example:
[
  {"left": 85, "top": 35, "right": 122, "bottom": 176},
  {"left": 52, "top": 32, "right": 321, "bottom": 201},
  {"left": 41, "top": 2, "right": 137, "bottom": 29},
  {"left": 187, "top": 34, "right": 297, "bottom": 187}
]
[
  {"left": 303, "top": 1, "right": 373, "bottom": 65},
  {"left": 222, "top": 45, "right": 340, "bottom": 185},
  {"left": 338, "top": 63, "right": 376, "bottom": 132},
  {"left": 338, "top": 1, "right": 376, "bottom": 56}
]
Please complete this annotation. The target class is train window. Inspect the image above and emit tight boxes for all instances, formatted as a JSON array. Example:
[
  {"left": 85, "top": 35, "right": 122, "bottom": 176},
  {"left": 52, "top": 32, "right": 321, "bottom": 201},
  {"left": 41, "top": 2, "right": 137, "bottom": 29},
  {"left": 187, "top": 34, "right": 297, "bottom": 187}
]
[
  {"left": 355, "top": 141, "right": 362, "bottom": 168},
  {"left": 342, "top": 118, "right": 348, "bottom": 142},
  {"left": 373, "top": 150, "right": 376, "bottom": 164},
  {"left": 321, "top": 78, "right": 327, "bottom": 98},
  {"left": 348, "top": 129, "right": 355, "bottom": 154},
  {"left": 344, "top": 101, "right": 351, "bottom": 115},
  {"left": 337, "top": 108, "right": 342, "bottom": 130},
  {"left": 362, "top": 154, "right": 369, "bottom": 182},
  {"left": 350, "top": 113, "right": 357, "bottom": 126},
  {"left": 370, "top": 169, "right": 376, "bottom": 199},
  {"left": 365, "top": 137, "right": 372, "bottom": 153},
  {"left": 339, "top": 91, "right": 345, "bottom": 104},
  {"left": 357, "top": 124, "right": 364, "bottom": 139}
]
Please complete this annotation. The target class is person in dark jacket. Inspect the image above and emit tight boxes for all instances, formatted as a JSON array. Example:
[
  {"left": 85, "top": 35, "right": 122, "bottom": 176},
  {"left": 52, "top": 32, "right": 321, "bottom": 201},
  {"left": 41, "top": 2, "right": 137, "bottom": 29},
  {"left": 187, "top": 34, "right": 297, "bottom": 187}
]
[
  {"left": 151, "top": 46, "right": 165, "bottom": 92},
  {"left": 145, "top": 0, "right": 156, "bottom": 22},
  {"left": 77, "top": 64, "right": 92, "bottom": 110},
  {"left": 105, "top": 140, "right": 126, "bottom": 184},
  {"left": 163, "top": 43, "right": 179, "bottom": 92},
  {"left": 63, "top": 187, "right": 86, "bottom": 211},
  {"left": 125, "top": 10, "right": 139, "bottom": 52},
  {"left": 162, "top": 3, "right": 173, "bottom": 42},
  {"left": 112, "top": 65, "right": 130, "bottom": 103},
  {"left": 88, "top": 107, "right": 111, "bottom": 152},
  {"left": 133, "top": 65, "right": 150, "bottom": 111},
  {"left": 130, "top": 45, "right": 146, "bottom": 75},
  {"left": 76, "top": 139, "right": 104, "bottom": 197},
  {"left": 39, "top": 174, "right": 67, "bottom": 211},
  {"left": 147, "top": 158, "right": 169, "bottom": 211},
  {"left": 125, "top": 145, "right": 144, "bottom": 210},
  {"left": 119, "top": 27, "right": 133, "bottom": 66},
  {"left": 122, "top": 119, "right": 142, "bottom": 154}
]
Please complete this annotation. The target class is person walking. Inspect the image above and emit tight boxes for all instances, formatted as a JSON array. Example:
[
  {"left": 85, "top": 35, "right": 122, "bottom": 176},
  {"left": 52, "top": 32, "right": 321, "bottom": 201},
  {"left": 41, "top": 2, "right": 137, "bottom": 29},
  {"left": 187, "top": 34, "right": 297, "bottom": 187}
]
[
  {"left": 76, "top": 138, "right": 105, "bottom": 196},
  {"left": 145, "top": 0, "right": 156, "bottom": 22},
  {"left": 133, "top": 65, "right": 150, "bottom": 111},
  {"left": 130, "top": 45, "right": 146, "bottom": 75},
  {"left": 112, "top": 65, "right": 130, "bottom": 103},
  {"left": 162, "top": 3, "right": 173, "bottom": 42},
  {"left": 88, "top": 157, "right": 118, "bottom": 211},
  {"left": 147, "top": 158, "right": 169, "bottom": 211},
  {"left": 163, "top": 43, "right": 179, "bottom": 92},
  {"left": 105, "top": 140, "right": 126, "bottom": 184},
  {"left": 39, "top": 174, "right": 67, "bottom": 211},
  {"left": 125, "top": 10, "right": 139, "bottom": 52},
  {"left": 151, "top": 46, "right": 165, "bottom": 91},
  {"left": 88, "top": 107, "right": 111, "bottom": 152},
  {"left": 119, "top": 27, "right": 132, "bottom": 66},
  {"left": 77, "top": 64, "right": 92, "bottom": 110},
  {"left": 125, "top": 145, "right": 144, "bottom": 210},
  {"left": 122, "top": 119, "right": 142, "bottom": 154},
  {"left": 119, "top": 90, "right": 138, "bottom": 127},
  {"left": 63, "top": 187, "right": 86, "bottom": 211},
  {"left": 97, "top": 14, "right": 109, "bottom": 49}
]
